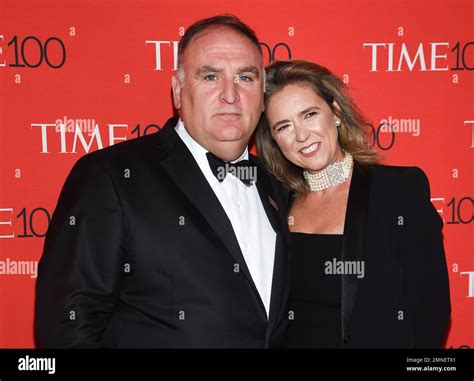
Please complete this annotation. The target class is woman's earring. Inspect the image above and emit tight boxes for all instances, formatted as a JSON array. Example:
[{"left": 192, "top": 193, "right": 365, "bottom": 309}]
[{"left": 335, "top": 119, "right": 341, "bottom": 127}]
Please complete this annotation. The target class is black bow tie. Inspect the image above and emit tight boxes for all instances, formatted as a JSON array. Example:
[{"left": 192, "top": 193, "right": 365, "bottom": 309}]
[{"left": 206, "top": 151, "right": 256, "bottom": 186}]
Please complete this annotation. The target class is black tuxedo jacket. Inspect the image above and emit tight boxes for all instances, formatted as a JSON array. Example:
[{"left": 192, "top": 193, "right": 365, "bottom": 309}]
[
  {"left": 35, "top": 117, "right": 290, "bottom": 348},
  {"left": 287, "top": 163, "right": 451, "bottom": 348}
]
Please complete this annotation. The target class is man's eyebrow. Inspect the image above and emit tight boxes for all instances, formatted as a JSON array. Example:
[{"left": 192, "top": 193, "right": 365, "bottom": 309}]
[
  {"left": 239, "top": 66, "right": 260, "bottom": 77},
  {"left": 196, "top": 65, "right": 260, "bottom": 76},
  {"left": 196, "top": 66, "right": 223, "bottom": 76}
]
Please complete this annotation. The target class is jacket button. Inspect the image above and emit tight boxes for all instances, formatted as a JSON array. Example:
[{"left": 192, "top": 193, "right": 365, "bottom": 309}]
[{"left": 343, "top": 334, "right": 351, "bottom": 344}]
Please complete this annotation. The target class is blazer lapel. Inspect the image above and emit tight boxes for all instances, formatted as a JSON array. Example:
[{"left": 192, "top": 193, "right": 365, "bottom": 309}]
[
  {"left": 154, "top": 118, "right": 262, "bottom": 311},
  {"left": 341, "top": 163, "right": 371, "bottom": 339}
]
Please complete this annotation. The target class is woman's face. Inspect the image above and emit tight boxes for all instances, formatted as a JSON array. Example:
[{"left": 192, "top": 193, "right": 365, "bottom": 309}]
[{"left": 266, "top": 83, "right": 343, "bottom": 174}]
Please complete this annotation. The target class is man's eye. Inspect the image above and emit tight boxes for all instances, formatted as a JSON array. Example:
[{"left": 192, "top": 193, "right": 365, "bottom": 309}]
[
  {"left": 304, "top": 111, "right": 317, "bottom": 119},
  {"left": 204, "top": 74, "right": 218, "bottom": 81},
  {"left": 239, "top": 75, "right": 253, "bottom": 82}
]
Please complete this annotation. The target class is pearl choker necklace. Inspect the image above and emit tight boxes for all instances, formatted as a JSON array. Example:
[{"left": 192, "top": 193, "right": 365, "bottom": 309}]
[{"left": 303, "top": 150, "right": 354, "bottom": 192}]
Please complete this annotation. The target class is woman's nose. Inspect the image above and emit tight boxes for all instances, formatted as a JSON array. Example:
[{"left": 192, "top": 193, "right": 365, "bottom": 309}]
[{"left": 294, "top": 123, "right": 310, "bottom": 142}]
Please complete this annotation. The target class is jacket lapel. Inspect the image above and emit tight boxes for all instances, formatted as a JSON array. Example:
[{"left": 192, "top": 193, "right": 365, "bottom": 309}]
[
  {"left": 154, "top": 118, "right": 263, "bottom": 313},
  {"left": 266, "top": 232, "right": 289, "bottom": 338},
  {"left": 251, "top": 156, "right": 281, "bottom": 233},
  {"left": 341, "top": 163, "right": 371, "bottom": 338},
  {"left": 251, "top": 158, "right": 290, "bottom": 332}
]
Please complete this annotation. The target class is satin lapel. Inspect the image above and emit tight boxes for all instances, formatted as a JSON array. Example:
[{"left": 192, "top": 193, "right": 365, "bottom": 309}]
[
  {"left": 267, "top": 232, "right": 288, "bottom": 335},
  {"left": 155, "top": 119, "right": 261, "bottom": 305},
  {"left": 341, "top": 163, "right": 371, "bottom": 338},
  {"left": 251, "top": 157, "right": 281, "bottom": 233},
  {"left": 251, "top": 158, "right": 290, "bottom": 330}
]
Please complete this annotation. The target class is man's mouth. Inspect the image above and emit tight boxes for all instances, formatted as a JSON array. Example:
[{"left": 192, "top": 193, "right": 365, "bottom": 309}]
[{"left": 216, "top": 113, "right": 242, "bottom": 121}]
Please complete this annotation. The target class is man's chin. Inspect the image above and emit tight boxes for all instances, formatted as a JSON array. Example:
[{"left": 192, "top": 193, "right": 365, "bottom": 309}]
[{"left": 213, "top": 128, "right": 249, "bottom": 143}]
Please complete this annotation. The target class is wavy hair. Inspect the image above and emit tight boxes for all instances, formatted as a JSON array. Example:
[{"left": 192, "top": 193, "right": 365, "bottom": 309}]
[{"left": 256, "top": 60, "right": 380, "bottom": 197}]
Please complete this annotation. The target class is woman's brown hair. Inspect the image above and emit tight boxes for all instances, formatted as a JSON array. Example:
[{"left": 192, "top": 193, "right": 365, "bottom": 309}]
[{"left": 256, "top": 60, "right": 380, "bottom": 197}]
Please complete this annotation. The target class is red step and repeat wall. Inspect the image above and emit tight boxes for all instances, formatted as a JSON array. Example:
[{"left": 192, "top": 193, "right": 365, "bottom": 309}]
[{"left": 0, "top": 0, "right": 472, "bottom": 348}]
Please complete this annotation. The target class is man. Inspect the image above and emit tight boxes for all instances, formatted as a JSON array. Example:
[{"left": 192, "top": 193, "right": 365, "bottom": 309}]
[{"left": 35, "top": 15, "right": 290, "bottom": 348}]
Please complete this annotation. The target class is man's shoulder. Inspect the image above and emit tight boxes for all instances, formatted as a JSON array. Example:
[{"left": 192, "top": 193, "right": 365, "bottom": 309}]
[
  {"left": 251, "top": 153, "right": 288, "bottom": 200},
  {"left": 75, "top": 117, "right": 177, "bottom": 168},
  {"left": 89, "top": 132, "right": 158, "bottom": 158},
  {"left": 250, "top": 153, "right": 272, "bottom": 180}
]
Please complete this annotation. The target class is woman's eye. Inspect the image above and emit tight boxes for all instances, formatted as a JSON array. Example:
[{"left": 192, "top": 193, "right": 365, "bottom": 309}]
[
  {"left": 304, "top": 111, "right": 317, "bottom": 119},
  {"left": 277, "top": 125, "right": 290, "bottom": 132}
]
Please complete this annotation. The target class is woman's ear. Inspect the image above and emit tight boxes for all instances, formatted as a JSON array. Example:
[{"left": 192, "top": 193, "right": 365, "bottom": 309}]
[{"left": 331, "top": 100, "right": 342, "bottom": 117}]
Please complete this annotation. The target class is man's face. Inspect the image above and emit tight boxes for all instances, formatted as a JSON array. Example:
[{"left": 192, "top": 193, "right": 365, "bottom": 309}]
[{"left": 172, "top": 28, "right": 264, "bottom": 159}]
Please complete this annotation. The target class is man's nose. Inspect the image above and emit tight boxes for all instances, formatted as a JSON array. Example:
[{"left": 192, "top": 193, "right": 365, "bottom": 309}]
[
  {"left": 295, "top": 123, "right": 310, "bottom": 142},
  {"left": 219, "top": 77, "right": 240, "bottom": 104}
]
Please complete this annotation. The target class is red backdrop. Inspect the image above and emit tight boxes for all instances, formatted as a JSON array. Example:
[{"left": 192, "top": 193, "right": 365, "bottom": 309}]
[{"left": 0, "top": 0, "right": 472, "bottom": 348}]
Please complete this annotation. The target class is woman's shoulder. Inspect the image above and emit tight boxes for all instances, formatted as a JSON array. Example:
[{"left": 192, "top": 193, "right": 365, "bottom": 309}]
[
  {"left": 367, "top": 164, "right": 429, "bottom": 187},
  {"left": 363, "top": 163, "right": 432, "bottom": 203},
  {"left": 368, "top": 163, "right": 426, "bottom": 177},
  {"left": 363, "top": 163, "right": 443, "bottom": 230}
]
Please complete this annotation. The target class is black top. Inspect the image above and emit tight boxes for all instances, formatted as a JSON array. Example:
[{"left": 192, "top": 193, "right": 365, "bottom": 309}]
[{"left": 287, "top": 232, "right": 343, "bottom": 348}]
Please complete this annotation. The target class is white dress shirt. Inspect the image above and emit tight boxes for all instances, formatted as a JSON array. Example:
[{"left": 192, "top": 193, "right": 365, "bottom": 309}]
[{"left": 175, "top": 119, "right": 276, "bottom": 317}]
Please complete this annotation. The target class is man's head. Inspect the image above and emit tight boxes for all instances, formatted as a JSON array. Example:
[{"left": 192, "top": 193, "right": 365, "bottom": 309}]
[{"left": 172, "top": 15, "right": 264, "bottom": 161}]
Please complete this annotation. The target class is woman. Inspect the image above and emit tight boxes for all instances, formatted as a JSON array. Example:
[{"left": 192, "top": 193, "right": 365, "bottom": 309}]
[{"left": 256, "top": 60, "right": 451, "bottom": 348}]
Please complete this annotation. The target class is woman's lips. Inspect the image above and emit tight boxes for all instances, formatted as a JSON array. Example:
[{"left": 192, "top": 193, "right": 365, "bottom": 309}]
[{"left": 300, "top": 142, "right": 320, "bottom": 157}]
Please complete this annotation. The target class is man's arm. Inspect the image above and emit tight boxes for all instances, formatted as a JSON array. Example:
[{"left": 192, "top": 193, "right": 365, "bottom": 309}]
[{"left": 35, "top": 154, "right": 126, "bottom": 348}]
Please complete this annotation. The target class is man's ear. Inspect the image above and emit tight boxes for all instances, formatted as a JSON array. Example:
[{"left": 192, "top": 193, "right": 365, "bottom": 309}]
[{"left": 171, "top": 75, "right": 182, "bottom": 109}]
